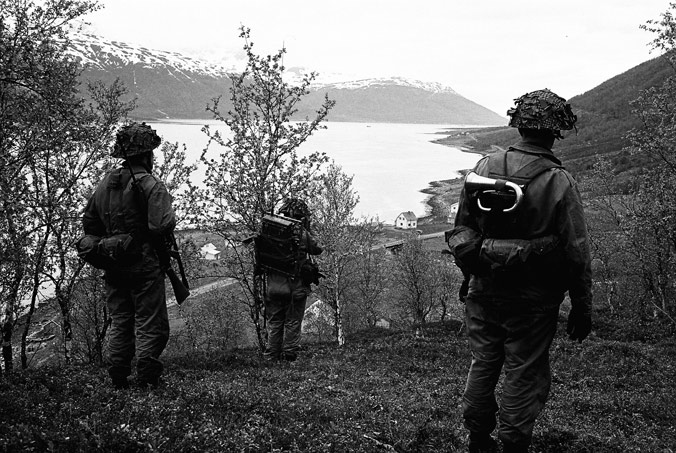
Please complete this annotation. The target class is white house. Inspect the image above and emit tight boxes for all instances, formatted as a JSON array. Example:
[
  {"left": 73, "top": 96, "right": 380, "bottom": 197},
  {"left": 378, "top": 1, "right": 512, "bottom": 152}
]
[
  {"left": 395, "top": 211, "right": 418, "bottom": 229},
  {"left": 200, "top": 243, "right": 221, "bottom": 260}
]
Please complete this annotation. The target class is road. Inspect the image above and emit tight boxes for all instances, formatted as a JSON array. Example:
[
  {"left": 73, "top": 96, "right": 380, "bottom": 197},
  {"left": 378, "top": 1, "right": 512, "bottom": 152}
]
[{"left": 167, "top": 277, "right": 238, "bottom": 307}]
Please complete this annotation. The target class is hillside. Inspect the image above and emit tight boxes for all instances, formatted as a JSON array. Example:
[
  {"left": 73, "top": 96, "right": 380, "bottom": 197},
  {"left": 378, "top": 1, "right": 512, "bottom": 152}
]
[
  {"left": 0, "top": 319, "right": 673, "bottom": 452},
  {"left": 434, "top": 55, "right": 674, "bottom": 179},
  {"left": 295, "top": 79, "right": 506, "bottom": 125},
  {"left": 71, "top": 34, "right": 504, "bottom": 125}
]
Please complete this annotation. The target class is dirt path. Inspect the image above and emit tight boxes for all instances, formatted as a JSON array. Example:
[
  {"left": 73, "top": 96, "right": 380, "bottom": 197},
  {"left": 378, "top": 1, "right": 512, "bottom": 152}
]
[{"left": 167, "top": 278, "right": 237, "bottom": 307}]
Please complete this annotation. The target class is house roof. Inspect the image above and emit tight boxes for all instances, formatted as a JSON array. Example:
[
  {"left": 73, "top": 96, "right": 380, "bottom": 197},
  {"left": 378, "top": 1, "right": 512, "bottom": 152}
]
[
  {"left": 201, "top": 243, "right": 220, "bottom": 252},
  {"left": 397, "top": 211, "right": 417, "bottom": 221}
]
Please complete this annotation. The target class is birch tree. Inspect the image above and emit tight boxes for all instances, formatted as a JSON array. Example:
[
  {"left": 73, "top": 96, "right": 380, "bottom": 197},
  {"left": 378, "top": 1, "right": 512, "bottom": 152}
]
[
  {"left": 0, "top": 0, "right": 134, "bottom": 371},
  {"left": 585, "top": 3, "right": 676, "bottom": 332},
  {"left": 191, "top": 26, "right": 334, "bottom": 350},
  {"left": 311, "top": 163, "right": 380, "bottom": 346},
  {"left": 392, "top": 236, "right": 443, "bottom": 329}
]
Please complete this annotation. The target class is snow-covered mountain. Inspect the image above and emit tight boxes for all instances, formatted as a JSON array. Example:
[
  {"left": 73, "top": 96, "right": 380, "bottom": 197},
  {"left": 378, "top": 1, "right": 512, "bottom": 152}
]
[
  {"left": 315, "top": 76, "right": 459, "bottom": 95},
  {"left": 69, "top": 33, "right": 505, "bottom": 124},
  {"left": 68, "top": 33, "right": 239, "bottom": 77}
]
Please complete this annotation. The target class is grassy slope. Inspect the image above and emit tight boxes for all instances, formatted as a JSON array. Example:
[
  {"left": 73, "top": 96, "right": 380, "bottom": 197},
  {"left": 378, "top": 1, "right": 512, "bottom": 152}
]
[{"left": 1, "top": 317, "right": 674, "bottom": 452}]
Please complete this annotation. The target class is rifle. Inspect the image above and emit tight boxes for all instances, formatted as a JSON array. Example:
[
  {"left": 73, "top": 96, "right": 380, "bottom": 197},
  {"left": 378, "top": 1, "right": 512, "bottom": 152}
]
[
  {"left": 123, "top": 153, "right": 190, "bottom": 304},
  {"left": 161, "top": 232, "right": 191, "bottom": 304}
]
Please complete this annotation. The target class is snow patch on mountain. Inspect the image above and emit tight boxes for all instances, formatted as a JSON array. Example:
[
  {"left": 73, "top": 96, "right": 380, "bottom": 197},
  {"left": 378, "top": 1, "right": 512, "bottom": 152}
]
[
  {"left": 312, "top": 76, "right": 458, "bottom": 94},
  {"left": 67, "top": 33, "right": 240, "bottom": 77},
  {"left": 67, "top": 33, "right": 459, "bottom": 95}
]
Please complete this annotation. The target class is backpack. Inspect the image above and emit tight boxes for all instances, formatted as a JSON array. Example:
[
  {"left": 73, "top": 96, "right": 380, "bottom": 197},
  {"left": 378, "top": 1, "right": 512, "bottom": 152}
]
[
  {"left": 456, "top": 149, "right": 564, "bottom": 277},
  {"left": 471, "top": 149, "right": 563, "bottom": 238},
  {"left": 254, "top": 214, "right": 304, "bottom": 276}
]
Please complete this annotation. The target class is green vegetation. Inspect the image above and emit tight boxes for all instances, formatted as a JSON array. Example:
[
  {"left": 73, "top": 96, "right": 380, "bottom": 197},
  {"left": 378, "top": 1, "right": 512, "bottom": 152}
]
[
  {"left": 3, "top": 2, "right": 676, "bottom": 452},
  {"left": 1, "top": 318, "right": 674, "bottom": 452}
]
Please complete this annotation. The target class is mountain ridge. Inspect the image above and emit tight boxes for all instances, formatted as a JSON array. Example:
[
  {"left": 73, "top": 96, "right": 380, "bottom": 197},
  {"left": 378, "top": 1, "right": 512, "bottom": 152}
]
[{"left": 69, "top": 33, "right": 505, "bottom": 125}]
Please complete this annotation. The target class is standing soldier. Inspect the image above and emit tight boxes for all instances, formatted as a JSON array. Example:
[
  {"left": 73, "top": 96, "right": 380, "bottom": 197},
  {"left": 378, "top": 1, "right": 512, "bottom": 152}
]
[
  {"left": 449, "top": 89, "right": 592, "bottom": 453},
  {"left": 82, "top": 122, "right": 176, "bottom": 389},
  {"left": 264, "top": 198, "right": 323, "bottom": 362}
]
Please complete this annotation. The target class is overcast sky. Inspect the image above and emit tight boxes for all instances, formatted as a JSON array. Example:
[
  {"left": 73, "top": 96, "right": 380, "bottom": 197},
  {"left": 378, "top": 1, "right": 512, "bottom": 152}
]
[{"left": 86, "top": 0, "right": 671, "bottom": 116}]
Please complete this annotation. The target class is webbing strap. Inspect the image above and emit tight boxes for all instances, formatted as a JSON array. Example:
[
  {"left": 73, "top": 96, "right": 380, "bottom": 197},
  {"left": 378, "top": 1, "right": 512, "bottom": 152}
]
[{"left": 489, "top": 149, "right": 562, "bottom": 187}]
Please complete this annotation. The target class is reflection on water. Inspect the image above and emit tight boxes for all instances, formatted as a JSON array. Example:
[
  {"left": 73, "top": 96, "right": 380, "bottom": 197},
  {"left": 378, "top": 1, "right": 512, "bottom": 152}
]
[{"left": 149, "top": 120, "right": 482, "bottom": 223}]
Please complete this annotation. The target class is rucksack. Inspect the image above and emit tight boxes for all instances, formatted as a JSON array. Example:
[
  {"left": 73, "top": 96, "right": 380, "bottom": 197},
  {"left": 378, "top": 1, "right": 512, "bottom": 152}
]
[
  {"left": 471, "top": 149, "right": 563, "bottom": 238},
  {"left": 452, "top": 149, "right": 564, "bottom": 277},
  {"left": 254, "top": 214, "right": 304, "bottom": 276}
]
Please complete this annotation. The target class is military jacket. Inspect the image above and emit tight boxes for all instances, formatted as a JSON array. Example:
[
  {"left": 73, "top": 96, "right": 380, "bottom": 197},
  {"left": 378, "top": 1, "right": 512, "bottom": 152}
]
[
  {"left": 454, "top": 139, "right": 592, "bottom": 312},
  {"left": 82, "top": 163, "right": 176, "bottom": 275}
]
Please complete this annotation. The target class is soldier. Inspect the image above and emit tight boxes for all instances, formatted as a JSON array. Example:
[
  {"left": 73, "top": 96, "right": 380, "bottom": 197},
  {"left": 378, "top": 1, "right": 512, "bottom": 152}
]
[
  {"left": 82, "top": 122, "right": 176, "bottom": 389},
  {"left": 450, "top": 89, "right": 592, "bottom": 453},
  {"left": 264, "top": 198, "right": 323, "bottom": 362}
]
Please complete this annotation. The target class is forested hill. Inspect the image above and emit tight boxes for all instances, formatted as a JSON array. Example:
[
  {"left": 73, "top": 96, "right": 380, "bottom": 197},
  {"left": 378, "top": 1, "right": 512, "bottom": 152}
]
[{"left": 437, "top": 55, "right": 674, "bottom": 179}]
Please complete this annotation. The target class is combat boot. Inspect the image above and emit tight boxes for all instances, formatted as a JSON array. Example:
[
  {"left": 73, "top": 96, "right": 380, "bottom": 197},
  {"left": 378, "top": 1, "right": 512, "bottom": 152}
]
[
  {"left": 111, "top": 377, "right": 129, "bottom": 390},
  {"left": 467, "top": 432, "right": 497, "bottom": 453},
  {"left": 501, "top": 441, "right": 529, "bottom": 453}
]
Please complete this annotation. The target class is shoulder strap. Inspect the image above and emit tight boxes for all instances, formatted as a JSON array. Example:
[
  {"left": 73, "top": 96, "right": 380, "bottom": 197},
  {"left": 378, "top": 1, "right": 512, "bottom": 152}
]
[
  {"left": 488, "top": 149, "right": 563, "bottom": 187},
  {"left": 511, "top": 157, "right": 562, "bottom": 181}
]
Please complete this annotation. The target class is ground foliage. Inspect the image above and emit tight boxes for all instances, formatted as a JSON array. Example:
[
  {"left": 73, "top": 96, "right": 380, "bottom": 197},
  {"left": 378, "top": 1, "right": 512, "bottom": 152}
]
[{"left": 0, "top": 318, "right": 674, "bottom": 452}]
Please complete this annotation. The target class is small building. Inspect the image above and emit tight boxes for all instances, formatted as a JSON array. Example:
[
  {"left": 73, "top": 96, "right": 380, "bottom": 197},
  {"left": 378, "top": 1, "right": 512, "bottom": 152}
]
[
  {"left": 200, "top": 243, "right": 221, "bottom": 260},
  {"left": 395, "top": 211, "right": 417, "bottom": 230}
]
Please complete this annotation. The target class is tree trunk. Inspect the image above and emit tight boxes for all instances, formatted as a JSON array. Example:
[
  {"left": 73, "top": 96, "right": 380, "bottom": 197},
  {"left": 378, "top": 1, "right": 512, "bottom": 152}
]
[
  {"left": 21, "top": 291, "right": 38, "bottom": 369},
  {"left": 55, "top": 292, "right": 73, "bottom": 364},
  {"left": 1, "top": 320, "right": 13, "bottom": 375},
  {"left": 21, "top": 232, "right": 50, "bottom": 369},
  {"left": 334, "top": 277, "right": 345, "bottom": 346},
  {"left": 252, "top": 274, "right": 266, "bottom": 352},
  {"left": 336, "top": 299, "right": 345, "bottom": 347}
]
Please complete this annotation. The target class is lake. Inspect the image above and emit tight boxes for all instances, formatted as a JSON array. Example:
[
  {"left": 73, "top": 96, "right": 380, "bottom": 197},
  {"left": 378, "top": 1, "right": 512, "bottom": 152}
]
[{"left": 147, "top": 120, "right": 482, "bottom": 223}]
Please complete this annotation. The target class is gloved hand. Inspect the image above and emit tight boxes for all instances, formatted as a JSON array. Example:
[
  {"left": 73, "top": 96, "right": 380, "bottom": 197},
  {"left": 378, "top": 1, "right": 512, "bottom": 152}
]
[{"left": 566, "top": 304, "right": 591, "bottom": 342}]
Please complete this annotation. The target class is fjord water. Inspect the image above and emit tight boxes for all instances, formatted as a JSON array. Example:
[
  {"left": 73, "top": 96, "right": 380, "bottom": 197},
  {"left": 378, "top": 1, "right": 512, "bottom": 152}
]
[{"left": 149, "top": 120, "right": 482, "bottom": 223}]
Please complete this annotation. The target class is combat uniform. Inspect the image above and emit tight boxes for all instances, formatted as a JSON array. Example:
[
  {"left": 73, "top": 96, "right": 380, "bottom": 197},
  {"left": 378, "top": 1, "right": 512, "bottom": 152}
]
[
  {"left": 450, "top": 90, "right": 592, "bottom": 452},
  {"left": 82, "top": 123, "right": 176, "bottom": 388},
  {"left": 263, "top": 199, "right": 322, "bottom": 362}
]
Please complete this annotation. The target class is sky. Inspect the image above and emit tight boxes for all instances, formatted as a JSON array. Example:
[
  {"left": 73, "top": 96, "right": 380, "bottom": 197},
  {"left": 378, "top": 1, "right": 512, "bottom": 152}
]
[{"left": 85, "top": 0, "right": 672, "bottom": 116}]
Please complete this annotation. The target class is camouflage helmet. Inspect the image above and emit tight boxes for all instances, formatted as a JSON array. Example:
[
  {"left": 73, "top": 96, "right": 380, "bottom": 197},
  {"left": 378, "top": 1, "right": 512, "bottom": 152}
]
[
  {"left": 279, "top": 197, "right": 310, "bottom": 220},
  {"left": 111, "top": 122, "right": 161, "bottom": 158},
  {"left": 507, "top": 89, "right": 577, "bottom": 138}
]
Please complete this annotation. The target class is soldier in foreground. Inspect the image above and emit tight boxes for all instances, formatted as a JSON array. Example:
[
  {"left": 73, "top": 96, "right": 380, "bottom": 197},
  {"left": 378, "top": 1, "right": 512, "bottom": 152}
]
[
  {"left": 82, "top": 122, "right": 176, "bottom": 389},
  {"left": 448, "top": 89, "right": 592, "bottom": 453}
]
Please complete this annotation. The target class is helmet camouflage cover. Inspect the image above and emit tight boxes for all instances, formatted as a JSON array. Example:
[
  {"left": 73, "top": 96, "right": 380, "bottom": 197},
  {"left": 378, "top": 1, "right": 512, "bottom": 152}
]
[
  {"left": 111, "top": 122, "right": 162, "bottom": 158},
  {"left": 279, "top": 198, "right": 310, "bottom": 220},
  {"left": 506, "top": 89, "right": 577, "bottom": 136}
]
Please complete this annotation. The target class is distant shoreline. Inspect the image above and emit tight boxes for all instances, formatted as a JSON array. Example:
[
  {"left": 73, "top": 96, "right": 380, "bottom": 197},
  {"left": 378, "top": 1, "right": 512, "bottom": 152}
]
[{"left": 418, "top": 128, "right": 491, "bottom": 223}]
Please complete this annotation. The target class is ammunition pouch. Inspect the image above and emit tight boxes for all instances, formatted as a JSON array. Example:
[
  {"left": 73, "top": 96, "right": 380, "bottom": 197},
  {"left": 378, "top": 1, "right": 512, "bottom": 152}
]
[
  {"left": 445, "top": 226, "right": 486, "bottom": 276},
  {"left": 480, "top": 238, "right": 533, "bottom": 270},
  {"left": 75, "top": 233, "right": 141, "bottom": 270},
  {"left": 479, "top": 235, "right": 561, "bottom": 277},
  {"left": 446, "top": 227, "right": 562, "bottom": 280}
]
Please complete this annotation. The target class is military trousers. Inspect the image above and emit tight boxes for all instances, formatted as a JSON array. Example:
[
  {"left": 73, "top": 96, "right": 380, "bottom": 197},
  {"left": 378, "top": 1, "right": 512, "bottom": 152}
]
[
  {"left": 264, "top": 292, "right": 307, "bottom": 361},
  {"left": 105, "top": 270, "right": 169, "bottom": 385},
  {"left": 462, "top": 299, "right": 558, "bottom": 448}
]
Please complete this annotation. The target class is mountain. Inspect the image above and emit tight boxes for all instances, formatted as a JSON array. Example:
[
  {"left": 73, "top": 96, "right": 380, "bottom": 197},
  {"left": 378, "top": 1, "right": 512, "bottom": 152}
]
[
  {"left": 296, "top": 77, "right": 505, "bottom": 125},
  {"left": 69, "top": 34, "right": 505, "bottom": 125},
  {"left": 435, "top": 55, "right": 675, "bottom": 179},
  {"left": 69, "top": 33, "right": 237, "bottom": 119}
]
